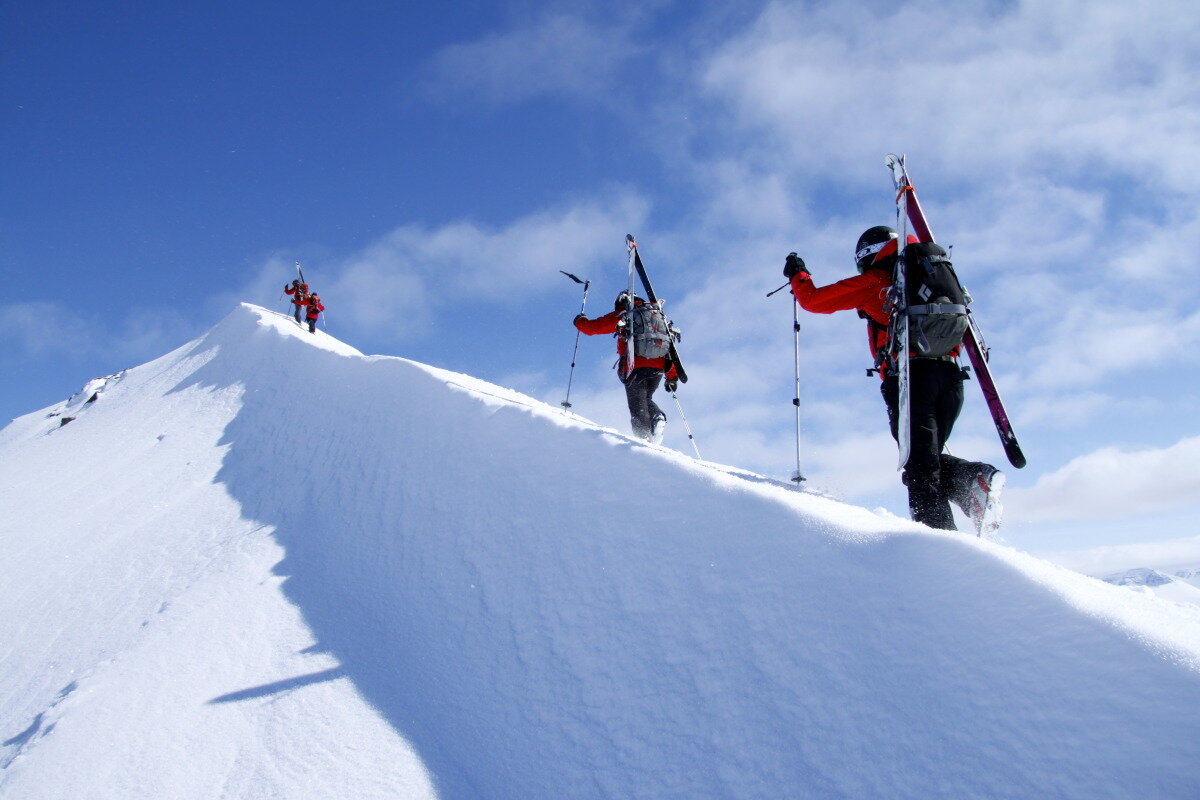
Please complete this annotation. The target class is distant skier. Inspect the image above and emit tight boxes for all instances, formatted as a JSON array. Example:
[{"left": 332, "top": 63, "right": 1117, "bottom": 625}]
[
  {"left": 783, "top": 227, "right": 1003, "bottom": 533},
  {"left": 305, "top": 292, "right": 325, "bottom": 333},
  {"left": 574, "top": 292, "right": 679, "bottom": 443},
  {"left": 285, "top": 279, "right": 309, "bottom": 324}
]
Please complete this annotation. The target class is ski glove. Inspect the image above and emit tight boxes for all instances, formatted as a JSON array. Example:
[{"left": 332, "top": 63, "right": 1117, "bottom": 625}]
[
  {"left": 784, "top": 253, "right": 809, "bottom": 280},
  {"left": 665, "top": 377, "right": 678, "bottom": 393}
]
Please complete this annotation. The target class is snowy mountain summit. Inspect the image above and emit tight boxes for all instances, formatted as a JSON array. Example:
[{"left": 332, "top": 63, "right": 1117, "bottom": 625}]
[
  {"left": 3, "top": 303, "right": 1200, "bottom": 799},
  {"left": 1103, "top": 566, "right": 1200, "bottom": 608}
]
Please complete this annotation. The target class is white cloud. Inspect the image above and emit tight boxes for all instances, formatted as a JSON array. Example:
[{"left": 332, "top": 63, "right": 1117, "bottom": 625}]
[
  {"left": 1042, "top": 535, "right": 1200, "bottom": 578},
  {"left": 1014, "top": 391, "right": 1160, "bottom": 431},
  {"left": 1018, "top": 307, "right": 1200, "bottom": 390},
  {"left": 227, "top": 192, "right": 649, "bottom": 343},
  {"left": 2, "top": 301, "right": 97, "bottom": 358},
  {"left": 424, "top": 12, "right": 644, "bottom": 106},
  {"left": 701, "top": 0, "right": 1200, "bottom": 190},
  {"left": 1007, "top": 435, "right": 1200, "bottom": 524},
  {"left": 2, "top": 301, "right": 191, "bottom": 369}
]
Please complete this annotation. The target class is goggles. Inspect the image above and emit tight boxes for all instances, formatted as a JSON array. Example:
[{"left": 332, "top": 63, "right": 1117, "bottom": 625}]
[{"left": 855, "top": 234, "right": 897, "bottom": 264}]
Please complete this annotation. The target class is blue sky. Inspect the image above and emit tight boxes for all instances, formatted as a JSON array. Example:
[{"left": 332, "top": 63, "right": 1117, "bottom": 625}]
[{"left": 4, "top": 0, "right": 1200, "bottom": 565}]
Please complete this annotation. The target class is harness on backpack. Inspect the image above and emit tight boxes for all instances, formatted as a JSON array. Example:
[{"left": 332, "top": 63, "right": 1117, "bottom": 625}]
[{"left": 628, "top": 301, "right": 673, "bottom": 360}]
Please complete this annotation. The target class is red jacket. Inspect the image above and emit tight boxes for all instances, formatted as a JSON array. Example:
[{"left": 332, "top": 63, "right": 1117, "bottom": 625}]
[
  {"left": 790, "top": 236, "right": 957, "bottom": 373},
  {"left": 575, "top": 304, "right": 679, "bottom": 379},
  {"left": 306, "top": 296, "right": 325, "bottom": 320},
  {"left": 791, "top": 269, "right": 892, "bottom": 364},
  {"left": 285, "top": 283, "right": 309, "bottom": 306}
]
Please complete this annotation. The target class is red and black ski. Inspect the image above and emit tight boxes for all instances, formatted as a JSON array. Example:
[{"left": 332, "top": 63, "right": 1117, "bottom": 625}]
[
  {"left": 625, "top": 234, "right": 688, "bottom": 384},
  {"left": 884, "top": 155, "right": 1026, "bottom": 469}
]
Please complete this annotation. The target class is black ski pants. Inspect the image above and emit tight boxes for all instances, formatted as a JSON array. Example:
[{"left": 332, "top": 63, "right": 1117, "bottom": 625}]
[
  {"left": 624, "top": 367, "right": 665, "bottom": 441},
  {"left": 881, "top": 359, "right": 979, "bottom": 530}
]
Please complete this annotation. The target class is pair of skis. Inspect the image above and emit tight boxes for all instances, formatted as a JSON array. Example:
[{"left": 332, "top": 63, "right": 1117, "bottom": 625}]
[
  {"left": 884, "top": 155, "right": 1026, "bottom": 470},
  {"left": 624, "top": 234, "right": 688, "bottom": 385}
]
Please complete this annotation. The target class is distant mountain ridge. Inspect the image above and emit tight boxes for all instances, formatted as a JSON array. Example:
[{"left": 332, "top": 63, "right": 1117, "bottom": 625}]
[{"left": 1102, "top": 566, "right": 1200, "bottom": 607}]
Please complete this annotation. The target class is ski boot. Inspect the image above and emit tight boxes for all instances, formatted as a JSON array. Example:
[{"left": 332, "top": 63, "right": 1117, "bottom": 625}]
[
  {"left": 649, "top": 413, "right": 667, "bottom": 445},
  {"left": 967, "top": 467, "right": 1005, "bottom": 538}
]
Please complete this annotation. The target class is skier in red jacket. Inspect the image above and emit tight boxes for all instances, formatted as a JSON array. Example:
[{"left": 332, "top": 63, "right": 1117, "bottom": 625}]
[
  {"left": 305, "top": 292, "right": 325, "bottom": 334},
  {"left": 284, "top": 280, "right": 309, "bottom": 324},
  {"left": 574, "top": 293, "right": 679, "bottom": 444},
  {"left": 785, "top": 226, "right": 1002, "bottom": 533}
]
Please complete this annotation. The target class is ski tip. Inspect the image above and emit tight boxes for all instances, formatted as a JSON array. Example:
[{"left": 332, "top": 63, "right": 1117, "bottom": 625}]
[{"left": 625, "top": 233, "right": 636, "bottom": 245}]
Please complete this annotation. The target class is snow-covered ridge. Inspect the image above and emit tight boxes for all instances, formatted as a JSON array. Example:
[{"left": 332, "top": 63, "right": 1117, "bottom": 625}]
[
  {"left": 2, "top": 303, "right": 1200, "bottom": 799},
  {"left": 1103, "top": 566, "right": 1200, "bottom": 607}
]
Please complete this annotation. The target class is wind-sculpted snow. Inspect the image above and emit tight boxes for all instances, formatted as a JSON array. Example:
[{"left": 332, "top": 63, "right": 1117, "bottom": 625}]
[{"left": 3, "top": 303, "right": 1200, "bottom": 799}]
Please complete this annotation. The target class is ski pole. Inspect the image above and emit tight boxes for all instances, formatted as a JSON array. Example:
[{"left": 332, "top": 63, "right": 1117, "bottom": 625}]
[
  {"left": 670, "top": 391, "right": 701, "bottom": 459},
  {"left": 560, "top": 270, "right": 590, "bottom": 409},
  {"left": 769, "top": 280, "right": 805, "bottom": 482},
  {"left": 789, "top": 299, "right": 805, "bottom": 483}
]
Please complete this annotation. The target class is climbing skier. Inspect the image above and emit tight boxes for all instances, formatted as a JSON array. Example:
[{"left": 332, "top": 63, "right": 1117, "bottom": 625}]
[
  {"left": 574, "top": 292, "right": 679, "bottom": 443},
  {"left": 284, "top": 279, "right": 309, "bottom": 324},
  {"left": 305, "top": 292, "right": 325, "bottom": 334},
  {"left": 784, "top": 227, "right": 1003, "bottom": 533}
]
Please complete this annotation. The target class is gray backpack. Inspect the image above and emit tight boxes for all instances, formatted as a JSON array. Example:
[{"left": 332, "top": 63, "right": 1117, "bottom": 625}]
[{"left": 629, "top": 302, "right": 672, "bottom": 359}]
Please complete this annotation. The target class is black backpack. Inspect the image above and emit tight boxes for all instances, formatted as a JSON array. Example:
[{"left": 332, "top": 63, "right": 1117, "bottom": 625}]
[{"left": 897, "top": 242, "right": 969, "bottom": 357}]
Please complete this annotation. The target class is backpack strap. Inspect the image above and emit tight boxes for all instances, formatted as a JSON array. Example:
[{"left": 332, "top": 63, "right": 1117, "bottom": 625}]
[
  {"left": 859, "top": 310, "right": 892, "bottom": 375},
  {"left": 906, "top": 303, "right": 968, "bottom": 316}
]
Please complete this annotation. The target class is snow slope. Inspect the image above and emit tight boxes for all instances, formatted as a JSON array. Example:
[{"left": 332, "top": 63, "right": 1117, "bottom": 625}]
[{"left": 3, "top": 303, "right": 1200, "bottom": 800}]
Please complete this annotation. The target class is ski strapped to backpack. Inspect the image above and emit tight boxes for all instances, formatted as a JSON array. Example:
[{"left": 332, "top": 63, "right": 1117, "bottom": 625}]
[
  {"left": 888, "top": 165, "right": 914, "bottom": 469},
  {"left": 621, "top": 238, "right": 639, "bottom": 380},
  {"left": 623, "top": 234, "right": 699, "bottom": 458},
  {"left": 884, "top": 154, "right": 1026, "bottom": 470},
  {"left": 624, "top": 234, "right": 687, "bottom": 384}
]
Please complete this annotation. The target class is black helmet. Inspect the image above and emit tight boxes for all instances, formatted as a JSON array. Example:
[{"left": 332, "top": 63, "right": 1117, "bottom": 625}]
[
  {"left": 855, "top": 226, "right": 898, "bottom": 272},
  {"left": 614, "top": 291, "right": 641, "bottom": 311}
]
